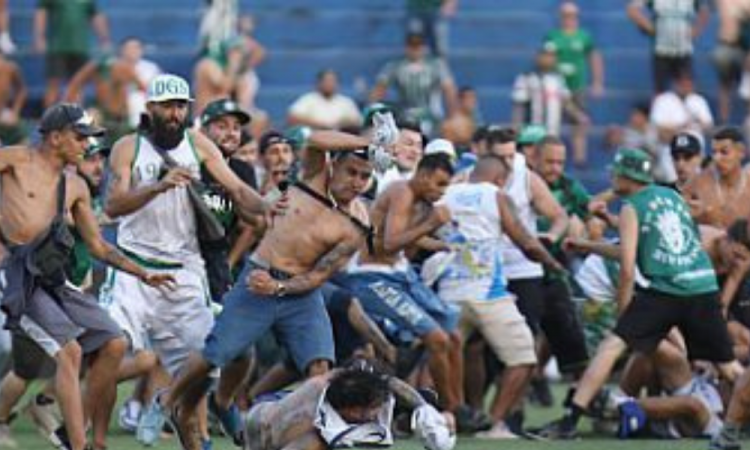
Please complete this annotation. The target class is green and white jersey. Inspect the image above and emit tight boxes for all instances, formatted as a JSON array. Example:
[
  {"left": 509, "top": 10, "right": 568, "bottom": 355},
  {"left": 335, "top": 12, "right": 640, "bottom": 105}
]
[
  {"left": 117, "top": 133, "right": 202, "bottom": 266},
  {"left": 626, "top": 185, "right": 717, "bottom": 296},
  {"left": 376, "top": 57, "right": 452, "bottom": 121}
]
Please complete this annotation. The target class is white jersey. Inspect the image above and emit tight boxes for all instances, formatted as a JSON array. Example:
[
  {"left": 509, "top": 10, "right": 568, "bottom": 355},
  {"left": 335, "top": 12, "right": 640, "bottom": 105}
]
[
  {"left": 314, "top": 387, "right": 395, "bottom": 448},
  {"left": 500, "top": 154, "right": 543, "bottom": 280},
  {"left": 436, "top": 182, "right": 512, "bottom": 302},
  {"left": 117, "top": 133, "right": 202, "bottom": 265}
]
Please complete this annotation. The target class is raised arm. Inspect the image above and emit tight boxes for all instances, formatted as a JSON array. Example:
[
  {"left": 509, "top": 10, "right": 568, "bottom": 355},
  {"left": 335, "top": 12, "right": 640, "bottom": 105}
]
[
  {"left": 529, "top": 171, "right": 569, "bottom": 243},
  {"left": 193, "top": 131, "right": 267, "bottom": 227},
  {"left": 65, "top": 61, "right": 98, "bottom": 103},
  {"left": 33, "top": 7, "right": 47, "bottom": 53},
  {"left": 9, "top": 64, "right": 26, "bottom": 118},
  {"left": 498, "top": 192, "right": 564, "bottom": 272},
  {"left": 626, "top": 0, "right": 654, "bottom": 35},
  {"left": 105, "top": 135, "right": 194, "bottom": 218}
]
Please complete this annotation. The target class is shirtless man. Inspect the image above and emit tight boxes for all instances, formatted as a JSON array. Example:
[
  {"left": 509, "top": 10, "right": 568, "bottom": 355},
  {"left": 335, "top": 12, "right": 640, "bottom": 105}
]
[
  {"left": 338, "top": 154, "right": 468, "bottom": 420},
  {"left": 243, "top": 360, "right": 455, "bottom": 450},
  {"left": 682, "top": 127, "right": 750, "bottom": 229},
  {"left": 0, "top": 103, "right": 173, "bottom": 450},
  {"left": 0, "top": 49, "right": 27, "bottom": 145},
  {"left": 66, "top": 37, "right": 147, "bottom": 144},
  {"left": 194, "top": 37, "right": 245, "bottom": 116},
  {"left": 164, "top": 115, "right": 398, "bottom": 450}
]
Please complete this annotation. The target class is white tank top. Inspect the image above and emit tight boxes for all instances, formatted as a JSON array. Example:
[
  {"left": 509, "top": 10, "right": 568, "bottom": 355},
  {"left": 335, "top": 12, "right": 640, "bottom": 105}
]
[
  {"left": 500, "top": 153, "right": 543, "bottom": 280},
  {"left": 117, "top": 133, "right": 202, "bottom": 264},
  {"left": 437, "top": 182, "right": 511, "bottom": 302}
]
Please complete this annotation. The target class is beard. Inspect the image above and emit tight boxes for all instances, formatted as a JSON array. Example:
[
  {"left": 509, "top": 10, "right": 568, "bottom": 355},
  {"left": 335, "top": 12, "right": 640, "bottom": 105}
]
[{"left": 141, "top": 113, "right": 188, "bottom": 150}]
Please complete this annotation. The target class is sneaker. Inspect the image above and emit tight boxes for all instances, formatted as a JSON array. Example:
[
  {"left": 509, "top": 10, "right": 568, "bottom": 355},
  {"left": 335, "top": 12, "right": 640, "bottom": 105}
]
[
  {"left": 136, "top": 394, "right": 166, "bottom": 446},
  {"left": 207, "top": 392, "right": 244, "bottom": 446},
  {"left": 25, "top": 396, "right": 65, "bottom": 449},
  {"left": 475, "top": 421, "right": 519, "bottom": 439},
  {"left": 201, "top": 437, "right": 213, "bottom": 450},
  {"left": 505, "top": 409, "right": 525, "bottom": 435},
  {"left": 0, "top": 424, "right": 17, "bottom": 448},
  {"left": 709, "top": 426, "right": 742, "bottom": 450},
  {"left": 527, "top": 418, "right": 578, "bottom": 440},
  {"left": 118, "top": 398, "right": 142, "bottom": 433},
  {"left": 53, "top": 426, "right": 72, "bottom": 450},
  {"left": 453, "top": 405, "right": 491, "bottom": 434},
  {"left": 617, "top": 400, "right": 646, "bottom": 439}
]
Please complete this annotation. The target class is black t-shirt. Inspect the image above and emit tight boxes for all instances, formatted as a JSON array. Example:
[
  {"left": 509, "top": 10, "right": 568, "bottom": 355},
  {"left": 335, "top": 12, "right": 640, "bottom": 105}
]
[{"left": 199, "top": 157, "right": 257, "bottom": 234}]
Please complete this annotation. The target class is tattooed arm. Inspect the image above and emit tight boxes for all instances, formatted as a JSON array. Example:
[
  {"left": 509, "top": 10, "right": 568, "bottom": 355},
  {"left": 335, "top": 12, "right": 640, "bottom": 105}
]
[{"left": 248, "top": 231, "right": 363, "bottom": 296}]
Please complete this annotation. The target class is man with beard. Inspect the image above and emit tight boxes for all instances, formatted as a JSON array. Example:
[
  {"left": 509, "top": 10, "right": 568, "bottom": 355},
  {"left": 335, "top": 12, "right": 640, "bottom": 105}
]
[
  {"left": 101, "top": 74, "right": 267, "bottom": 397},
  {"left": 199, "top": 98, "right": 257, "bottom": 300}
]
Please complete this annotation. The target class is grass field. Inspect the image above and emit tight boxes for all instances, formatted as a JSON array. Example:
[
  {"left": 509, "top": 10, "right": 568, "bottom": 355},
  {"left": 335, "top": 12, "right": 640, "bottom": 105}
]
[{"left": 4, "top": 383, "right": 739, "bottom": 450}]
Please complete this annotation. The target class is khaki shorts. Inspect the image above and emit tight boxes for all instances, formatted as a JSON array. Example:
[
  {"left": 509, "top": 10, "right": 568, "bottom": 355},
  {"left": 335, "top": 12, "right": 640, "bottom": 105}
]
[{"left": 459, "top": 299, "right": 537, "bottom": 367}]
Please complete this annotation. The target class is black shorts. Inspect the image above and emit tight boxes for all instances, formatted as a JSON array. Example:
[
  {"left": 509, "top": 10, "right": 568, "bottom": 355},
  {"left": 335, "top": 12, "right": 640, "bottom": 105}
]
[
  {"left": 614, "top": 289, "right": 734, "bottom": 363},
  {"left": 727, "top": 277, "right": 750, "bottom": 329},
  {"left": 11, "top": 333, "right": 56, "bottom": 381},
  {"left": 45, "top": 53, "right": 88, "bottom": 80},
  {"left": 508, "top": 278, "right": 544, "bottom": 334},
  {"left": 540, "top": 278, "right": 589, "bottom": 374},
  {"left": 652, "top": 54, "right": 692, "bottom": 93}
]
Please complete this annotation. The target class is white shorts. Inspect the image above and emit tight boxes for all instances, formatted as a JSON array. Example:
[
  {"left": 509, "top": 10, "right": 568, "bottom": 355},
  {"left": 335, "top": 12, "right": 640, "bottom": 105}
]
[
  {"left": 458, "top": 299, "right": 537, "bottom": 367},
  {"left": 99, "top": 261, "right": 214, "bottom": 375}
]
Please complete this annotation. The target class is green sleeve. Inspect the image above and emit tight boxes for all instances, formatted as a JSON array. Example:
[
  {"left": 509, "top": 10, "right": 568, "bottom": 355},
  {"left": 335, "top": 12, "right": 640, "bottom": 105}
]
[{"left": 571, "top": 179, "right": 592, "bottom": 219}]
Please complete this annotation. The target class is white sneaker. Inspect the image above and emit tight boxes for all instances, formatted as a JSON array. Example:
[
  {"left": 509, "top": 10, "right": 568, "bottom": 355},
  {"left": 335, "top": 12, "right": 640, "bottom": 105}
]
[
  {"left": 118, "top": 398, "right": 142, "bottom": 433},
  {"left": 475, "top": 421, "right": 519, "bottom": 439},
  {"left": 0, "top": 424, "right": 17, "bottom": 448}
]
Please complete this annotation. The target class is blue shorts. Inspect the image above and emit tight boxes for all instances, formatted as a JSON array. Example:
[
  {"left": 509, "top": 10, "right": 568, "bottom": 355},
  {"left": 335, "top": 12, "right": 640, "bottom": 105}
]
[
  {"left": 202, "top": 266, "right": 335, "bottom": 372},
  {"left": 336, "top": 268, "right": 459, "bottom": 337}
]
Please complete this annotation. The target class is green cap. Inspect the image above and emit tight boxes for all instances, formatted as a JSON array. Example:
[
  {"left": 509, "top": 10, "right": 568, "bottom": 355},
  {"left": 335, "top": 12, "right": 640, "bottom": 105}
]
[
  {"left": 284, "top": 126, "right": 312, "bottom": 150},
  {"left": 85, "top": 139, "right": 110, "bottom": 158},
  {"left": 201, "top": 98, "right": 251, "bottom": 127},
  {"left": 517, "top": 124, "right": 547, "bottom": 145},
  {"left": 610, "top": 148, "right": 653, "bottom": 184},
  {"left": 362, "top": 102, "right": 393, "bottom": 128}
]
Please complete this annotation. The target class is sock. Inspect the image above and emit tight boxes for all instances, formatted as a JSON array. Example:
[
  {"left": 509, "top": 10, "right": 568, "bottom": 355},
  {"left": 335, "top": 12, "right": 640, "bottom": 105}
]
[{"left": 562, "top": 403, "right": 585, "bottom": 428}]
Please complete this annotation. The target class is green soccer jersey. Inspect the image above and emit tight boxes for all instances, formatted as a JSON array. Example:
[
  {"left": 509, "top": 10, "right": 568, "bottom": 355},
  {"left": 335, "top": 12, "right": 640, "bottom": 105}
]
[
  {"left": 544, "top": 29, "right": 594, "bottom": 92},
  {"left": 38, "top": 0, "right": 97, "bottom": 55},
  {"left": 626, "top": 185, "right": 718, "bottom": 297}
]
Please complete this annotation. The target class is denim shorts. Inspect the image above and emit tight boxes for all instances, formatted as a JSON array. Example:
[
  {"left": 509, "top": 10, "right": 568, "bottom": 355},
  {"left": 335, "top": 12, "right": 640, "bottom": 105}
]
[
  {"left": 202, "top": 264, "right": 335, "bottom": 372},
  {"left": 336, "top": 268, "right": 459, "bottom": 337}
]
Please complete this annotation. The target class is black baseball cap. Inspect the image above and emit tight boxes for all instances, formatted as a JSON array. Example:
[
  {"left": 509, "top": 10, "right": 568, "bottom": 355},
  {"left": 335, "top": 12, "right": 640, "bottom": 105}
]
[
  {"left": 670, "top": 132, "right": 703, "bottom": 158},
  {"left": 259, "top": 130, "right": 292, "bottom": 154},
  {"left": 200, "top": 98, "right": 251, "bottom": 127},
  {"left": 39, "top": 103, "right": 105, "bottom": 137}
]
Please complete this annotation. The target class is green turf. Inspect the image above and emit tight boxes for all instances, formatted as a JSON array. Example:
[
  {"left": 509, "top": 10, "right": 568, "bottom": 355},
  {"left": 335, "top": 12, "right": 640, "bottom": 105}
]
[{"left": 3, "top": 383, "right": 742, "bottom": 450}]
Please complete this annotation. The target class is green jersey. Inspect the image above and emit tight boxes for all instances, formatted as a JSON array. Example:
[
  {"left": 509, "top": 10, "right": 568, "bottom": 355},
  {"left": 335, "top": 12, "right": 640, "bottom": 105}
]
[
  {"left": 37, "top": 0, "right": 97, "bottom": 55},
  {"left": 626, "top": 185, "right": 717, "bottom": 297},
  {"left": 539, "top": 174, "right": 591, "bottom": 281},
  {"left": 544, "top": 29, "right": 595, "bottom": 91}
]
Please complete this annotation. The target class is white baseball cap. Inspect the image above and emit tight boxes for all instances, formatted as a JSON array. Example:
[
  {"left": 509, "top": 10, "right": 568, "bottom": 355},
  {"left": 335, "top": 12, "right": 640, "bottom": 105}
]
[
  {"left": 425, "top": 138, "right": 457, "bottom": 161},
  {"left": 147, "top": 74, "right": 193, "bottom": 103}
]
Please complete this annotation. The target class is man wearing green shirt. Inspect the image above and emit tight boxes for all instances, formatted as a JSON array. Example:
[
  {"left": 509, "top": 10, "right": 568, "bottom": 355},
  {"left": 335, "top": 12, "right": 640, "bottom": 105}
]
[
  {"left": 34, "top": 0, "right": 111, "bottom": 108},
  {"left": 537, "top": 147, "right": 742, "bottom": 439},
  {"left": 544, "top": 2, "right": 604, "bottom": 166}
]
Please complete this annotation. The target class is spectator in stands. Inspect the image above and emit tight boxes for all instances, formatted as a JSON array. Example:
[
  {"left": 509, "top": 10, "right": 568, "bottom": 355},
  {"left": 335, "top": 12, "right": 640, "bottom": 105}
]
[
  {"left": 441, "top": 86, "right": 483, "bottom": 151},
  {"left": 34, "top": 0, "right": 111, "bottom": 108},
  {"left": 287, "top": 69, "right": 362, "bottom": 130},
  {"left": 544, "top": 1, "right": 604, "bottom": 166},
  {"left": 714, "top": 0, "right": 750, "bottom": 124},
  {"left": 0, "top": 48, "right": 27, "bottom": 145},
  {"left": 405, "top": 0, "right": 457, "bottom": 57},
  {"left": 121, "top": 37, "right": 162, "bottom": 128},
  {"left": 512, "top": 48, "right": 589, "bottom": 165},
  {"left": 199, "top": 0, "right": 238, "bottom": 55},
  {"left": 66, "top": 37, "right": 148, "bottom": 145},
  {"left": 626, "top": 0, "right": 710, "bottom": 94},
  {"left": 235, "top": 14, "right": 269, "bottom": 139},
  {"left": 621, "top": 101, "right": 659, "bottom": 156},
  {"left": 0, "top": 0, "right": 15, "bottom": 54},
  {"left": 370, "top": 32, "right": 458, "bottom": 136},
  {"left": 194, "top": 37, "right": 246, "bottom": 117}
]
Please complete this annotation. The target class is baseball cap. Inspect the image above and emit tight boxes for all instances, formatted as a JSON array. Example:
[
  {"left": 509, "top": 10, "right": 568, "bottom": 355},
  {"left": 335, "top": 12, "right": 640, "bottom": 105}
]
[
  {"left": 610, "top": 148, "right": 653, "bottom": 184},
  {"left": 85, "top": 139, "right": 110, "bottom": 158},
  {"left": 200, "top": 98, "right": 251, "bottom": 127},
  {"left": 39, "top": 103, "right": 105, "bottom": 137},
  {"left": 425, "top": 138, "right": 457, "bottom": 161},
  {"left": 259, "top": 130, "right": 292, "bottom": 154},
  {"left": 670, "top": 132, "right": 703, "bottom": 158},
  {"left": 147, "top": 74, "right": 193, "bottom": 103},
  {"left": 361, "top": 102, "right": 393, "bottom": 129},
  {"left": 517, "top": 124, "right": 547, "bottom": 146}
]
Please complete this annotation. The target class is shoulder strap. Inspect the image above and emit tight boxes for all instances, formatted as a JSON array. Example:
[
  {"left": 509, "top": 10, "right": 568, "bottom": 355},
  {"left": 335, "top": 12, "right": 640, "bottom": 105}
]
[{"left": 56, "top": 173, "right": 66, "bottom": 218}]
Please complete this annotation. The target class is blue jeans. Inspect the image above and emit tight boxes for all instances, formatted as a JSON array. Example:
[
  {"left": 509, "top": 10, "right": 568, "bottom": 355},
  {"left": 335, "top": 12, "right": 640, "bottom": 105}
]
[{"left": 202, "top": 265, "right": 335, "bottom": 372}]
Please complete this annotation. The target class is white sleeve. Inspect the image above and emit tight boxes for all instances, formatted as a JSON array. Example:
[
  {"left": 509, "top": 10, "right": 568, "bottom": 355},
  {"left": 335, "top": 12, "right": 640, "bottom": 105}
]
[
  {"left": 340, "top": 96, "right": 363, "bottom": 125},
  {"left": 288, "top": 93, "right": 314, "bottom": 119},
  {"left": 512, "top": 74, "right": 530, "bottom": 103},
  {"left": 685, "top": 95, "right": 714, "bottom": 128}
]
